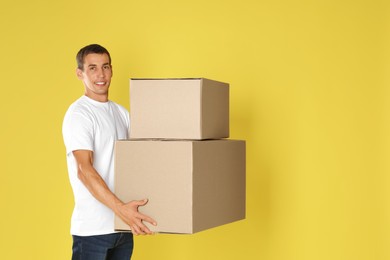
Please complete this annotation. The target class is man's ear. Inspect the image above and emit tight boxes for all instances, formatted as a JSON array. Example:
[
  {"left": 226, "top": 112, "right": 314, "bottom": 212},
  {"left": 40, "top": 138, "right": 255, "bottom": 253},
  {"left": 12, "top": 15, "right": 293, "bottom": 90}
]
[{"left": 76, "top": 68, "right": 83, "bottom": 79}]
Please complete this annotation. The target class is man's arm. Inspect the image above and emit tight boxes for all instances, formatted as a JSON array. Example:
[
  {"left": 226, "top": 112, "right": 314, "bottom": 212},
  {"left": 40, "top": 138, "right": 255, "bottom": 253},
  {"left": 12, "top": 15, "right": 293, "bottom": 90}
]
[{"left": 73, "top": 149, "right": 157, "bottom": 235}]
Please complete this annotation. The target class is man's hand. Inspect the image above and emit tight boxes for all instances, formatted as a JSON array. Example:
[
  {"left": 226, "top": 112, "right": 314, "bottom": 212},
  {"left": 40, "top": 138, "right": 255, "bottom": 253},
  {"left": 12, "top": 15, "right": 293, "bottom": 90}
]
[{"left": 116, "top": 199, "right": 157, "bottom": 235}]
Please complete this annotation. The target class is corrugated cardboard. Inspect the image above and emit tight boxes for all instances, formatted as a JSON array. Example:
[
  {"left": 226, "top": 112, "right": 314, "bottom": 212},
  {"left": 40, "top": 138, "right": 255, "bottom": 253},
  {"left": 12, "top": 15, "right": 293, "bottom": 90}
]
[
  {"left": 129, "top": 78, "right": 229, "bottom": 140},
  {"left": 114, "top": 139, "right": 246, "bottom": 234}
]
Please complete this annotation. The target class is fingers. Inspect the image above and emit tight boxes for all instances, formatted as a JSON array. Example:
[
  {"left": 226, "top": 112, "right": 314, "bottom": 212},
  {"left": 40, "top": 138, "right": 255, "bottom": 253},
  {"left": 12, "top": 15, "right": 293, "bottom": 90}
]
[
  {"left": 131, "top": 220, "right": 153, "bottom": 235},
  {"left": 134, "top": 199, "right": 157, "bottom": 225},
  {"left": 133, "top": 198, "right": 149, "bottom": 207},
  {"left": 124, "top": 199, "right": 158, "bottom": 235},
  {"left": 131, "top": 224, "right": 147, "bottom": 235},
  {"left": 131, "top": 225, "right": 142, "bottom": 235},
  {"left": 130, "top": 214, "right": 157, "bottom": 235},
  {"left": 139, "top": 214, "right": 157, "bottom": 226}
]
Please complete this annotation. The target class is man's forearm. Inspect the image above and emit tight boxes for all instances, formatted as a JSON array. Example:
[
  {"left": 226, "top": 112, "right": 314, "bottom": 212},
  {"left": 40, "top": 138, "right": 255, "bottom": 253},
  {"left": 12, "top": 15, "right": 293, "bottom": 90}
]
[
  {"left": 77, "top": 163, "right": 124, "bottom": 214},
  {"left": 72, "top": 149, "right": 156, "bottom": 235}
]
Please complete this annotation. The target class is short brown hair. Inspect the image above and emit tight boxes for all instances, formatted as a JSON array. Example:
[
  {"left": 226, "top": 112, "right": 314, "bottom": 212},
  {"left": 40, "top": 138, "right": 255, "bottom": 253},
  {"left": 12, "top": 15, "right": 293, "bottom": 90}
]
[{"left": 76, "top": 44, "right": 111, "bottom": 70}]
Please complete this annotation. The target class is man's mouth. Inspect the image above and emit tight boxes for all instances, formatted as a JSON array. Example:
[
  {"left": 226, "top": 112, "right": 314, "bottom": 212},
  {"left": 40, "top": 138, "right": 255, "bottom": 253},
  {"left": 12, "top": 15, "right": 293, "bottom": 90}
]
[{"left": 95, "top": 81, "right": 106, "bottom": 86}]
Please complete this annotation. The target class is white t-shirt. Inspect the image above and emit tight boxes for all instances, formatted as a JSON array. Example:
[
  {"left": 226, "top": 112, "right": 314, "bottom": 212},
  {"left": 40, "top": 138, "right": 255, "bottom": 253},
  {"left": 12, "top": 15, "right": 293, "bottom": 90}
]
[{"left": 62, "top": 95, "right": 130, "bottom": 236}]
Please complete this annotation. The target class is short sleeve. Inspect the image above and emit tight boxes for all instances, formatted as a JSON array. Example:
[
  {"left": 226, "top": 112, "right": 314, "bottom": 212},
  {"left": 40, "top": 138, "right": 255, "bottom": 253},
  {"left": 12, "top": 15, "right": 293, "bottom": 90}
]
[{"left": 62, "top": 110, "right": 94, "bottom": 155}]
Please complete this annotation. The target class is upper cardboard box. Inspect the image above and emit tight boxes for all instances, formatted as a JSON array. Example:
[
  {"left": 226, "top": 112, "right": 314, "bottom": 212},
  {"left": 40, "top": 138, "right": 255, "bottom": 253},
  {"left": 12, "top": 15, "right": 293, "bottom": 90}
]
[{"left": 129, "top": 78, "right": 229, "bottom": 140}]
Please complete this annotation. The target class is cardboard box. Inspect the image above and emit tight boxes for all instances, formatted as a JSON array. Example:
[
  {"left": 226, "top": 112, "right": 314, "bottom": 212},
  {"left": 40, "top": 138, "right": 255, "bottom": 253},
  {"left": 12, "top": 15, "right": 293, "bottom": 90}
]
[
  {"left": 114, "top": 139, "right": 246, "bottom": 234},
  {"left": 129, "top": 78, "right": 229, "bottom": 140}
]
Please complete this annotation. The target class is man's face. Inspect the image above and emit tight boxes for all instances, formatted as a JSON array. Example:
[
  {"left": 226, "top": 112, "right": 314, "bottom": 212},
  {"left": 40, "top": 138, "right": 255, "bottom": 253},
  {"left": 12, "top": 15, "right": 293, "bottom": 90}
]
[{"left": 76, "top": 53, "right": 112, "bottom": 101}]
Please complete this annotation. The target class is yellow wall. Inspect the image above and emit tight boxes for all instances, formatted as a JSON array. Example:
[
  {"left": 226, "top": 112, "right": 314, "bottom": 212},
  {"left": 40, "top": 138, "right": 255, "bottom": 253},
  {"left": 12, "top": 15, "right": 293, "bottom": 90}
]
[{"left": 1, "top": 0, "right": 389, "bottom": 259}]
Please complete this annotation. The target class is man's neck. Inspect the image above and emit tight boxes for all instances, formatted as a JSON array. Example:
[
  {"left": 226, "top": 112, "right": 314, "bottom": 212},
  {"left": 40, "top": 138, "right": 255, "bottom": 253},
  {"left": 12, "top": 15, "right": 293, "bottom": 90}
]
[{"left": 85, "top": 92, "right": 109, "bottom": 103}]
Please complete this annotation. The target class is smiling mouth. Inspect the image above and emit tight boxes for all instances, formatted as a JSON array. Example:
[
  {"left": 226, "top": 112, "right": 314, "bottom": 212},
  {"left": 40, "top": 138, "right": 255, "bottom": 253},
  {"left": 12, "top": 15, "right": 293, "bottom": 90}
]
[{"left": 95, "top": 82, "right": 106, "bottom": 86}]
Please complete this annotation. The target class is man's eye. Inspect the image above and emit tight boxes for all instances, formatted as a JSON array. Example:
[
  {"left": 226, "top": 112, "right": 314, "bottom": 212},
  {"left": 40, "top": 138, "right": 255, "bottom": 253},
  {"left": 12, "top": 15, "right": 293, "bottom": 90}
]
[
  {"left": 103, "top": 65, "right": 110, "bottom": 70},
  {"left": 89, "top": 67, "right": 96, "bottom": 71}
]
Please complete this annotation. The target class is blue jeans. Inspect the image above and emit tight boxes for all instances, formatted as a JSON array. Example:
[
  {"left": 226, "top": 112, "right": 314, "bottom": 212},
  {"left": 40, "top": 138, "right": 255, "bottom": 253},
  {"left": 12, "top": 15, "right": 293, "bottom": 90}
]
[{"left": 72, "top": 233, "right": 134, "bottom": 260}]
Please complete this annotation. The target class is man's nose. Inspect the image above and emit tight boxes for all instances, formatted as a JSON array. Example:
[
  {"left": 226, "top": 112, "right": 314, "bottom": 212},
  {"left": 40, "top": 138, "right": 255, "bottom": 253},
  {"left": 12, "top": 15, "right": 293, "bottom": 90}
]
[{"left": 97, "top": 68, "right": 105, "bottom": 77}]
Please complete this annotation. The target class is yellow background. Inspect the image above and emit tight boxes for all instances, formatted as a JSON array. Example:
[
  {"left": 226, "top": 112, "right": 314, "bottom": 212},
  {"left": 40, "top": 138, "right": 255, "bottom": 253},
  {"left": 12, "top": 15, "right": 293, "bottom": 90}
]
[{"left": 1, "top": 0, "right": 389, "bottom": 259}]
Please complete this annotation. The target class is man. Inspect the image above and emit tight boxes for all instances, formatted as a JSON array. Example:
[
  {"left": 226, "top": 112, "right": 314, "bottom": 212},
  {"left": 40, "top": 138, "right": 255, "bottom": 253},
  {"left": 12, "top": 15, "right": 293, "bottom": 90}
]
[{"left": 63, "top": 44, "right": 156, "bottom": 259}]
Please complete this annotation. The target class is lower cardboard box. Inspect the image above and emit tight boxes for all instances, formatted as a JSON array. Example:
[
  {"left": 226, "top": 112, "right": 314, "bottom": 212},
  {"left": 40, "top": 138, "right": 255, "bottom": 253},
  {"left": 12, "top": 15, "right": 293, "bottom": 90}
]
[{"left": 114, "top": 139, "right": 246, "bottom": 234}]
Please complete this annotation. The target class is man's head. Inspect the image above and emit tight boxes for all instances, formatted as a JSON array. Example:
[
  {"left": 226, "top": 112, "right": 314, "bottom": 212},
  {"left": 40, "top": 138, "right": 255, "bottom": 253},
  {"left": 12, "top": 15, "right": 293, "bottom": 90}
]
[
  {"left": 76, "top": 44, "right": 113, "bottom": 102},
  {"left": 76, "top": 44, "right": 111, "bottom": 71}
]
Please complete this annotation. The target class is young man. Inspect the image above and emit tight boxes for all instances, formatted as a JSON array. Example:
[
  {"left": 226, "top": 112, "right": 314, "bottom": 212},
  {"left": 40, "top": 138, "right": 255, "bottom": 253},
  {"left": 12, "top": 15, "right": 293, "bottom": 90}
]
[{"left": 63, "top": 44, "right": 156, "bottom": 259}]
